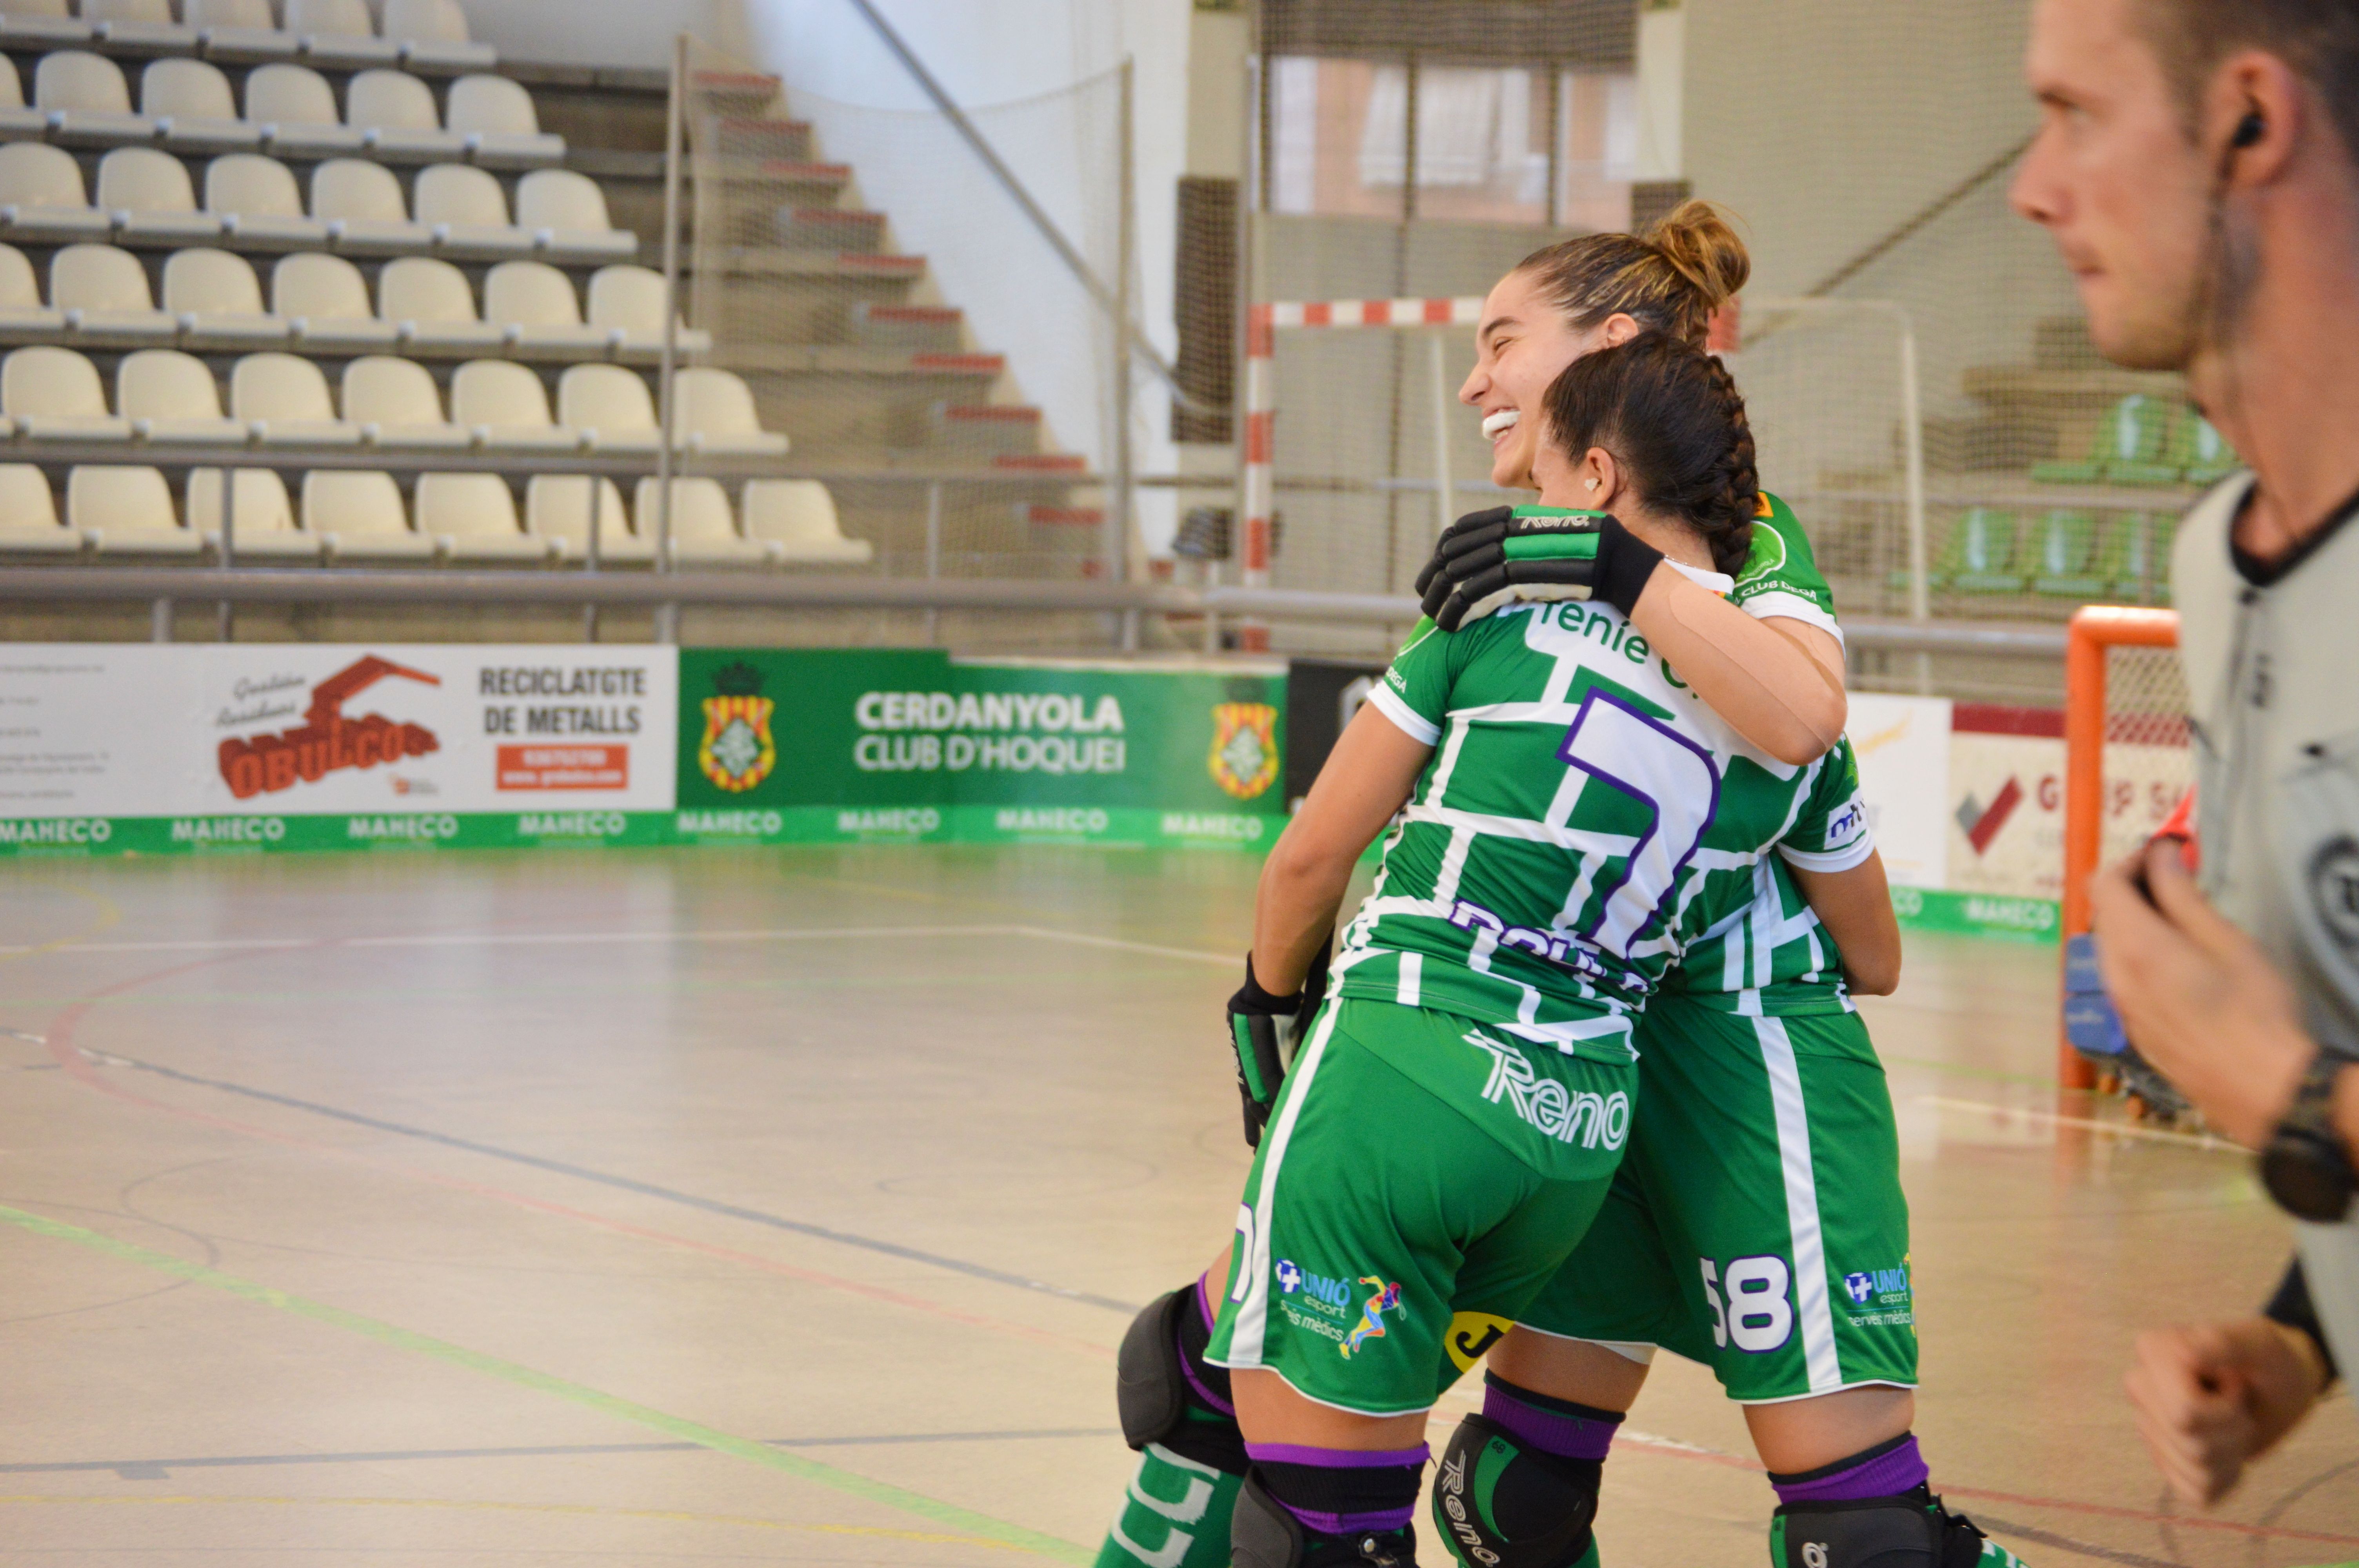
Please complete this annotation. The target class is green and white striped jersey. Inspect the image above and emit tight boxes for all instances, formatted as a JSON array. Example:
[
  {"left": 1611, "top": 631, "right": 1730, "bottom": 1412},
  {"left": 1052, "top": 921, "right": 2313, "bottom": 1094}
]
[
  {"left": 1344, "top": 506, "right": 1841, "bottom": 1063},
  {"left": 1731, "top": 492, "right": 1841, "bottom": 647},
  {"left": 1664, "top": 737, "right": 1874, "bottom": 1018}
]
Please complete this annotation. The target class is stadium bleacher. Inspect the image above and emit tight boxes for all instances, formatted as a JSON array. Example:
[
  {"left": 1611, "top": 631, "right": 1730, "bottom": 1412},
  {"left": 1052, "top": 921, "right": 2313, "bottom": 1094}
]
[{"left": 0, "top": 1, "right": 1108, "bottom": 576}]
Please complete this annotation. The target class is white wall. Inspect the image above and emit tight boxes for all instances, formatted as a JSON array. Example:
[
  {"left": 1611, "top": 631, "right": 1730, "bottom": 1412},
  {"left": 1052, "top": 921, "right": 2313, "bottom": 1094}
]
[
  {"left": 742, "top": 0, "right": 1194, "bottom": 561},
  {"left": 458, "top": 0, "right": 750, "bottom": 67}
]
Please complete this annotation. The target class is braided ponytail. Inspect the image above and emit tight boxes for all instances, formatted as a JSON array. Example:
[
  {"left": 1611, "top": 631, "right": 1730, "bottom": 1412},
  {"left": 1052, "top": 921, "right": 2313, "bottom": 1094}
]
[{"left": 1538, "top": 332, "right": 1759, "bottom": 576}]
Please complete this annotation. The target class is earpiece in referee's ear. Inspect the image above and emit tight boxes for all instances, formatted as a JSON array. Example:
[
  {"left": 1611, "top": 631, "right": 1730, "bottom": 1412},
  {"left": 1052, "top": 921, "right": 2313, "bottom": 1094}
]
[{"left": 2233, "top": 109, "right": 2266, "bottom": 149}]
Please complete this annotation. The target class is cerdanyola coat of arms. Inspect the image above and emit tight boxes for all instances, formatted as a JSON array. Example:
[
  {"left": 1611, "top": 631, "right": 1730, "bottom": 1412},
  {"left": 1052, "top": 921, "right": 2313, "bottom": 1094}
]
[
  {"left": 698, "top": 662, "right": 776, "bottom": 793},
  {"left": 1208, "top": 702, "right": 1279, "bottom": 801}
]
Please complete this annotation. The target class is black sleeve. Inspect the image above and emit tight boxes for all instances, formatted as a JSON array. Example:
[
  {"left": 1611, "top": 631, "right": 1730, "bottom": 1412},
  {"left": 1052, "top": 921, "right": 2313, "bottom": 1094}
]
[{"left": 2264, "top": 1254, "right": 2340, "bottom": 1385}]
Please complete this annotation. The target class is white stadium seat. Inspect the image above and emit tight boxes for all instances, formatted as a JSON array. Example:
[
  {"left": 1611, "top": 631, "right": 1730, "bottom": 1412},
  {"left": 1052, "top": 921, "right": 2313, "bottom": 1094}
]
[
  {"left": 164, "top": 246, "right": 287, "bottom": 345},
  {"left": 419, "top": 470, "right": 547, "bottom": 560},
  {"left": 516, "top": 168, "right": 635, "bottom": 261},
  {"left": 287, "top": 0, "right": 397, "bottom": 67},
  {"left": 245, "top": 62, "right": 362, "bottom": 156},
  {"left": 642, "top": 475, "right": 772, "bottom": 566},
  {"left": 86, "top": 0, "right": 199, "bottom": 51},
  {"left": 72, "top": 464, "right": 201, "bottom": 553},
  {"left": 118, "top": 347, "right": 248, "bottom": 442},
  {"left": 0, "top": 241, "right": 64, "bottom": 335},
  {"left": 52, "top": 243, "right": 178, "bottom": 341},
  {"left": 98, "top": 146, "right": 225, "bottom": 240},
  {"left": 188, "top": 465, "right": 316, "bottom": 558},
  {"left": 303, "top": 468, "right": 433, "bottom": 559},
  {"left": 231, "top": 349, "right": 358, "bottom": 445},
  {"left": 0, "top": 142, "right": 112, "bottom": 240},
  {"left": 745, "top": 479, "right": 871, "bottom": 563},
  {"left": 526, "top": 473, "right": 649, "bottom": 562},
  {"left": 556, "top": 361, "right": 657, "bottom": 452},
  {"left": 383, "top": 0, "right": 494, "bottom": 71},
  {"left": 414, "top": 160, "right": 529, "bottom": 255},
  {"left": 586, "top": 263, "right": 712, "bottom": 357},
  {"left": 0, "top": 463, "right": 75, "bottom": 554},
  {"left": 380, "top": 254, "right": 500, "bottom": 348},
  {"left": 144, "top": 58, "right": 262, "bottom": 152},
  {"left": 486, "top": 259, "right": 604, "bottom": 354},
  {"left": 188, "top": 0, "right": 298, "bottom": 62},
  {"left": 0, "top": 0, "right": 90, "bottom": 47},
  {"left": 35, "top": 51, "right": 153, "bottom": 147},
  {"left": 0, "top": 54, "right": 48, "bottom": 140},
  {"left": 672, "top": 367, "right": 787, "bottom": 456},
  {"left": 348, "top": 68, "right": 464, "bottom": 160},
  {"left": 273, "top": 249, "right": 394, "bottom": 348},
  {"left": 452, "top": 357, "right": 574, "bottom": 451},
  {"left": 445, "top": 73, "right": 556, "bottom": 166},
  {"left": 342, "top": 352, "right": 468, "bottom": 448},
  {"left": 311, "top": 156, "right": 430, "bottom": 251},
  {"left": 206, "top": 151, "right": 328, "bottom": 245},
  {"left": 5, "top": 345, "right": 131, "bottom": 441}
]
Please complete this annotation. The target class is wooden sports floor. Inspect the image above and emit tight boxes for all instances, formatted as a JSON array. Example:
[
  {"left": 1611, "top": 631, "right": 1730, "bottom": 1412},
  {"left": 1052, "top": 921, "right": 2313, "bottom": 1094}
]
[{"left": 0, "top": 846, "right": 2353, "bottom": 1566}]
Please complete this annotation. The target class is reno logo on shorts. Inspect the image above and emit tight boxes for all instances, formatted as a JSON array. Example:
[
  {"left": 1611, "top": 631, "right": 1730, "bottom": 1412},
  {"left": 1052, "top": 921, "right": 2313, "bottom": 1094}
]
[{"left": 1464, "top": 1029, "right": 1630, "bottom": 1149}]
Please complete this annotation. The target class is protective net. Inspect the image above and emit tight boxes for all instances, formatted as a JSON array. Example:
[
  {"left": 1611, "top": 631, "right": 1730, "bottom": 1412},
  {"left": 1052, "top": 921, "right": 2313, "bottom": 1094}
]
[
  {"left": 2094, "top": 642, "right": 2192, "bottom": 868},
  {"left": 680, "top": 43, "right": 1131, "bottom": 647},
  {"left": 1236, "top": 0, "right": 2215, "bottom": 686}
]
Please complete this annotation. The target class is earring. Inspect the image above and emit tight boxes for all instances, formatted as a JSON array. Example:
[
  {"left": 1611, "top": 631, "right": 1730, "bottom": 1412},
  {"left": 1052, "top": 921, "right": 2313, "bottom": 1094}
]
[{"left": 1585, "top": 479, "right": 1599, "bottom": 491}]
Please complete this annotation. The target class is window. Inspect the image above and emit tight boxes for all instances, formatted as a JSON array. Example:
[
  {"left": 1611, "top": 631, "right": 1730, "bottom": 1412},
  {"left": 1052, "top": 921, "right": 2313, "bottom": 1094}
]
[{"left": 1269, "top": 56, "right": 1636, "bottom": 229}]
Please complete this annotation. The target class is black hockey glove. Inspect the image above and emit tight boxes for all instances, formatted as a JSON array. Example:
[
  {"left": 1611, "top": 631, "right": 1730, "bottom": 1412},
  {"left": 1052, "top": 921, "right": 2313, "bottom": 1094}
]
[
  {"left": 1412, "top": 506, "right": 1665, "bottom": 631},
  {"left": 1228, "top": 939, "right": 1331, "bottom": 1149}
]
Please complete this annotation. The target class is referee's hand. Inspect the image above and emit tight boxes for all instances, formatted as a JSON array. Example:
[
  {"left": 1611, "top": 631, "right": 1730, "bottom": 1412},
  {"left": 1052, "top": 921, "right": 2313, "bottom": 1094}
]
[{"left": 2124, "top": 1318, "right": 2328, "bottom": 1505}]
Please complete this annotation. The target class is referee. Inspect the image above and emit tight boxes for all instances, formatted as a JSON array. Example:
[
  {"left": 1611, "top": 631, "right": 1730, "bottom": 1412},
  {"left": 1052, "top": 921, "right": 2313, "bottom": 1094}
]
[{"left": 2012, "top": 0, "right": 2359, "bottom": 1504}]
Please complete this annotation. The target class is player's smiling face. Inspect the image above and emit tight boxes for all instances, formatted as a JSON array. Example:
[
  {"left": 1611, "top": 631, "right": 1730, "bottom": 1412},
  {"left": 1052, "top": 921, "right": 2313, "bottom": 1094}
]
[
  {"left": 2011, "top": 0, "right": 2214, "bottom": 369},
  {"left": 1459, "top": 269, "right": 1630, "bottom": 490}
]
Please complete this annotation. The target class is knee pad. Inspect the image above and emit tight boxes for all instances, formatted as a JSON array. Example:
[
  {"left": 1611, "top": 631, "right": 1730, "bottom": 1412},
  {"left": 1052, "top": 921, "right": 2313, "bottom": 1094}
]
[
  {"left": 1116, "top": 1289, "right": 1191, "bottom": 1452},
  {"left": 1431, "top": 1414, "right": 1601, "bottom": 1568},
  {"left": 1116, "top": 1287, "right": 1245, "bottom": 1474},
  {"left": 1772, "top": 1488, "right": 2019, "bottom": 1568},
  {"left": 1233, "top": 1471, "right": 1420, "bottom": 1568}
]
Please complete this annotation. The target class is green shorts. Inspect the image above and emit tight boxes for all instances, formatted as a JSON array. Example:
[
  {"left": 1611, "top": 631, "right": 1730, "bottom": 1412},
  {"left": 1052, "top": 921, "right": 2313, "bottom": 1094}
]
[
  {"left": 1207, "top": 997, "right": 1636, "bottom": 1416},
  {"left": 1516, "top": 995, "right": 1918, "bottom": 1402}
]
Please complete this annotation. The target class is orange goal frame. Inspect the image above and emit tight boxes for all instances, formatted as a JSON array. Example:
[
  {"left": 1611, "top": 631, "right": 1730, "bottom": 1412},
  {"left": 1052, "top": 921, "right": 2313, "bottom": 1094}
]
[{"left": 2059, "top": 604, "right": 2181, "bottom": 1089}]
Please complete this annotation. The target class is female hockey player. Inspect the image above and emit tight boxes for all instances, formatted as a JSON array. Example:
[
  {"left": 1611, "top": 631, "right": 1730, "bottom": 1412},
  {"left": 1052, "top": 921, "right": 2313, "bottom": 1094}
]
[{"left": 1099, "top": 208, "right": 2023, "bottom": 1568}]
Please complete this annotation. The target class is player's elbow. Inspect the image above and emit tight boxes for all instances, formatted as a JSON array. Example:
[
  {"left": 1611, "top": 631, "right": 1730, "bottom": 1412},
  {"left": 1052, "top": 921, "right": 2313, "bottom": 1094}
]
[
  {"left": 1756, "top": 689, "right": 1846, "bottom": 767},
  {"left": 1261, "top": 817, "right": 1357, "bottom": 895},
  {"left": 1846, "top": 951, "right": 1901, "bottom": 996}
]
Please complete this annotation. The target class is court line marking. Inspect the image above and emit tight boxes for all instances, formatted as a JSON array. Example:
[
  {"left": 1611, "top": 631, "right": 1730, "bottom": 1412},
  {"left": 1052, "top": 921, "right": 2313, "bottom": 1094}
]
[
  {"left": 19, "top": 922, "right": 2344, "bottom": 1551},
  {"left": 0, "top": 1204, "right": 1093, "bottom": 1565},
  {"left": 1915, "top": 1095, "right": 2243, "bottom": 1153},
  {"left": 0, "top": 922, "right": 1237, "bottom": 966},
  {"left": 33, "top": 964, "right": 1134, "bottom": 1367},
  {"left": 0, "top": 888, "right": 120, "bottom": 967},
  {"left": 69, "top": 1040, "right": 1141, "bottom": 1319},
  {"left": 0, "top": 1428, "right": 1125, "bottom": 1481},
  {"left": 0, "top": 1492, "right": 1028, "bottom": 1550}
]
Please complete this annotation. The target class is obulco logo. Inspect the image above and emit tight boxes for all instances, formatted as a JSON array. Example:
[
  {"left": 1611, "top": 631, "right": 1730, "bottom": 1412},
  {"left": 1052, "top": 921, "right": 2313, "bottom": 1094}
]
[{"left": 219, "top": 655, "right": 440, "bottom": 799}]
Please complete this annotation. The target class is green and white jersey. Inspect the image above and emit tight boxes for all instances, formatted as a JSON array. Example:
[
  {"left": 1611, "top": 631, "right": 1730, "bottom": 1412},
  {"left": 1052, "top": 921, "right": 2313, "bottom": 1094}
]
[
  {"left": 1731, "top": 492, "right": 1841, "bottom": 647},
  {"left": 1345, "top": 509, "right": 1841, "bottom": 1063},
  {"left": 1665, "top": 737, "right": 1874, "bottom": 1018}
]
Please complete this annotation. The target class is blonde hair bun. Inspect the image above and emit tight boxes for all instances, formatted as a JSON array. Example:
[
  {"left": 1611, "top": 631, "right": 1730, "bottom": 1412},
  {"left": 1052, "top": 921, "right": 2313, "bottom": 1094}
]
[{"left": 1644, "top": 199, "right": 1750, "bottom": 311}]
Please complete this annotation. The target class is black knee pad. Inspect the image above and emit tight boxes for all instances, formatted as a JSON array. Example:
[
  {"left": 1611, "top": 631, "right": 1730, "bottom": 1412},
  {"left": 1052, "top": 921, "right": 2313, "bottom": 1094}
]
[
  {"left": 1431, "top": 1414, "right": 1601, "bottom": 1568},
  {"left": 1115, "top": 1286, "right": 1246, "bottom": 1474},
  {"left": 1116, "top": 1289, "right": 1190, "bottom": 1451},
  {"left": 1233, "top": 1471, "right": 1420, "bottom": 1568},
  {"left": 1774, "top": 1487, "right": 1999, "bottom": 1568}
]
